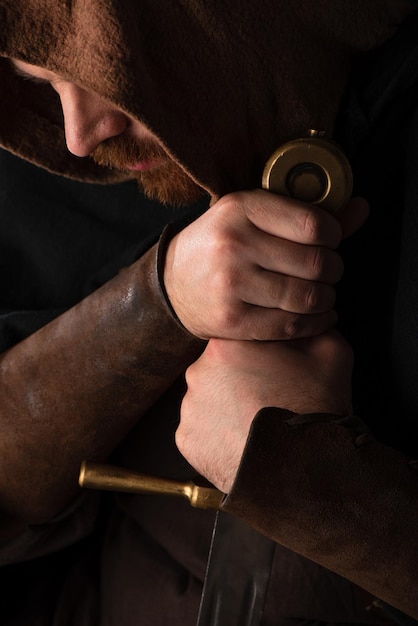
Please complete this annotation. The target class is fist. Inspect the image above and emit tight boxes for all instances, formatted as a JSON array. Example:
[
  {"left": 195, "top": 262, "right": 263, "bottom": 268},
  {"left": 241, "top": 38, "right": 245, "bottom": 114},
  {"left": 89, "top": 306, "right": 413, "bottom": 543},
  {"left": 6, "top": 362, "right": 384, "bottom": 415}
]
[{"left": 176, "top": 331, "right": 353, "bottom": 492}]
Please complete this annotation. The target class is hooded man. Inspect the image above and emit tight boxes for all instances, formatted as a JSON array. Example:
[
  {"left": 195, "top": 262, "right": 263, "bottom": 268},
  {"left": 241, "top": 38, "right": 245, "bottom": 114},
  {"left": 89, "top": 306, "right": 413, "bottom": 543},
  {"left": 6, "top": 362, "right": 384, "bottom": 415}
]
[{"left": 0, "top": 1, "right": 417, "bottom": 625}]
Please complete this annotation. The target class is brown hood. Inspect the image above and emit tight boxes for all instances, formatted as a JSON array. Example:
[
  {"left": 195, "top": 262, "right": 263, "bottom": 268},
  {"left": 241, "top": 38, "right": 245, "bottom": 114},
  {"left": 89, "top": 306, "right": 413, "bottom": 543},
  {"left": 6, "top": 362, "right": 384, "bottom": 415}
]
[{"left": 0, "top": 0, "right": 409, "bottom": 198}]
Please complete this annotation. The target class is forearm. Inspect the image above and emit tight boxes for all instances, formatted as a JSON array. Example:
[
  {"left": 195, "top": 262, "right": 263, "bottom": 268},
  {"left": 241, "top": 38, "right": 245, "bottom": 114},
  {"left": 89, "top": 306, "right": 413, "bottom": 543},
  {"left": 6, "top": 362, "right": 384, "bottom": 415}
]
[
  {"left": 0, "top": 239, "right": 203, "bottom": 527},
  {"left": 222, "top": 408, "right": 418, "bottom": 620}
]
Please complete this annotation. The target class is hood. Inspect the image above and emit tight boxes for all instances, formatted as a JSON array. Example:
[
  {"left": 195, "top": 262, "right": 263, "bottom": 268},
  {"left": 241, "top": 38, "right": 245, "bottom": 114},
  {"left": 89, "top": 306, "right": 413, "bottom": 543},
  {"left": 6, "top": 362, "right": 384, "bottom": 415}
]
[{"left": 0, "top": 0, "right": 409, "bottom": 198}]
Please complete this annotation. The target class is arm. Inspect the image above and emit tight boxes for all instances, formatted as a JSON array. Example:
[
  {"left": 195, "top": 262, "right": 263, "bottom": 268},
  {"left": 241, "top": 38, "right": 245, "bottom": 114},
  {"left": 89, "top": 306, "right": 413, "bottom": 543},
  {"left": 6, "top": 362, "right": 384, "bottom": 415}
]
[
  {"left": 176, "top": 334, "right": 418, "bottom": 619},
  {"left": 0, "top": 238, "right": 203, "bottom": 534},
  {"left": 0, "top": 189, "right": 356, "bottom": 533},
  {"left": 163, "top": 189, "right": 351, "bottom": 340}
]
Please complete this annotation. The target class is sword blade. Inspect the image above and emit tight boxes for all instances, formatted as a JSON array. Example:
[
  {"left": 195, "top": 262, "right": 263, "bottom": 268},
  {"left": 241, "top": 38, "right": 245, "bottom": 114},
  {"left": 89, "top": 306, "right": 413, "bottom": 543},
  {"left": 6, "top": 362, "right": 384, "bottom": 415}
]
[{"left": 197, "top": 511, "right": 276, "bottom": 626}]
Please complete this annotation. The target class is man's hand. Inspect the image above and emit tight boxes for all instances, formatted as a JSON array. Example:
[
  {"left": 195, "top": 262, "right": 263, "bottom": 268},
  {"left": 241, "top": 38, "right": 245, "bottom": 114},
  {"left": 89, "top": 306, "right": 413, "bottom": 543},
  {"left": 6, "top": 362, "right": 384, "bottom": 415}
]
[
  {"left": 176, "top": 330, "right": 353, "bottom": 492},
  {"left": 164, "top": 190, "right": 368, "bottom": 340}
]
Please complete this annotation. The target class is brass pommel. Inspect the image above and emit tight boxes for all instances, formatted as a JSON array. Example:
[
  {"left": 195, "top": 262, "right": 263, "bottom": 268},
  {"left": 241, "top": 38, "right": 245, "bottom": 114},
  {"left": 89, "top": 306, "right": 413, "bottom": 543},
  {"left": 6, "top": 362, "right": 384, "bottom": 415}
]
[{"left": 262, "top": 130, "right": 353, "bottom": 214}]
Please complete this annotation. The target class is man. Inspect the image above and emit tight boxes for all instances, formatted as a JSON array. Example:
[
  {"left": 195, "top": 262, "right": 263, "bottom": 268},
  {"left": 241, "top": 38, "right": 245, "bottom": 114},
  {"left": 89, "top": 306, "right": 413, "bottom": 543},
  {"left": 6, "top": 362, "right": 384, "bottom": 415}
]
[
  {"left": 177, "top": 3, "right": 418, "bottom": 622},
  {"left": 0, "top": 1, "right": 416, "bottom": 624}
]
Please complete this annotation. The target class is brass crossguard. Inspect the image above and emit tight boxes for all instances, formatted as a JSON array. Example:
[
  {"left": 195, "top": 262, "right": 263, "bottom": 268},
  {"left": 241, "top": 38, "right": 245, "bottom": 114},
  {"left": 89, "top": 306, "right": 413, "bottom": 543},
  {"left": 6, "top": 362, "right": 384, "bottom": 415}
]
[{"left": 79, "top": 461, "right": 223, "bottom": 510}]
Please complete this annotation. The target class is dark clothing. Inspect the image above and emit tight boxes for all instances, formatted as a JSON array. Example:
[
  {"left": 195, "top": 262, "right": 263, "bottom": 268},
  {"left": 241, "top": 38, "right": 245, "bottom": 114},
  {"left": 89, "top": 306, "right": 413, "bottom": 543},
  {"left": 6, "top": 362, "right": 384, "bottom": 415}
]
[
  {"left": 0, "top": 158, "right": 396, "bottom": 626},
  {"left": 0, "top": 3, "right": 417, "bottom": 625},
  {"left": 0, "top": 148, "right": 205, "bottom": 345},
  {"left": 0, "top": 150, "right": 209, "bottom": 624},
  {"left": 226, "top": 15, "right": 418, "bottom": 620}
]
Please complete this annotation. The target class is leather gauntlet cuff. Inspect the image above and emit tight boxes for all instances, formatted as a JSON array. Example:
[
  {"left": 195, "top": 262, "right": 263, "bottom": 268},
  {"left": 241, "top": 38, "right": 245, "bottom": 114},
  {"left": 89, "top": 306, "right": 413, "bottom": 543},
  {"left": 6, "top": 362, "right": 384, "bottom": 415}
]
[
  {"left": 222, "top": 407, "right": 418, "bottom": 620},
  {"left": 0, "top": 235, "right": 204, "bottom": 523},
  {"left": 157, "top": 223, "right": 193, "bottom": 332}
]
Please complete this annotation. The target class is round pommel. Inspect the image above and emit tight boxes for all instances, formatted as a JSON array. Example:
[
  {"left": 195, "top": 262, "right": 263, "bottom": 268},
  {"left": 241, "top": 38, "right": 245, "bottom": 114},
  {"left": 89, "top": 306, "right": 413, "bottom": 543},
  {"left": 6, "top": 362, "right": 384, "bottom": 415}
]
[{"left": 262, "top": 131, "right": 353, "bottom": 214}]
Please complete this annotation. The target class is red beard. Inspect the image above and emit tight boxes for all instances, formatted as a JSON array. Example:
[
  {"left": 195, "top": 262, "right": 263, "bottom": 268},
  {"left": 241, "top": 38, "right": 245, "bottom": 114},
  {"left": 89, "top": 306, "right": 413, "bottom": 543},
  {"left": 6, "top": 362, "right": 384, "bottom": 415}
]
[{"left": 91, "top": 135, "right": 205, "bottom": 207}]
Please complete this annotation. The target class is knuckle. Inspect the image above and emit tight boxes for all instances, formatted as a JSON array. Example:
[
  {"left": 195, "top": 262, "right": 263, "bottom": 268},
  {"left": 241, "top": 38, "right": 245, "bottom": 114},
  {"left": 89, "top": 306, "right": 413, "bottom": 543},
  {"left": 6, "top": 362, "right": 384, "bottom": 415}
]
[
  {"left": 304, "top": 284, "right": 335, "bottom": 312},
  {"left": 205, "top": 337, "right": 226, "bottom": 359},
  {"left": 282, "top": 315, "right": 306, "bottom": 340},
  {"left": 214, "top": 305, "right": 244, "bottom": 335},
  {"left": 304, "top": 284, "right": 322, "bottom": 312},
  {"left": 279, "top": 313, "right": 328, "bottom": 340},
  {"left": 299, "top": 210, "right": 321, "bottom": 241},
  {"left": 211, "top": 265, "right": 241, "bottom": 297},
  {"left": 209, "top": 230, "right": 244, "bottom": 272},
  {"left": 214, "top": 190, "right": 249, "bottom": 217},
  {"left": 184, "top": 365, "right": 196, "bottom": 387},
  {"left": 307, "top": 249, "right": 344, "bottom": 284},
  {"left": 309, "top": 247, "right": 327, "bottom": 279},
  {"left": 174, "top": 426, "right": 186, "bottom": 451},
  {"left": 297, "top": 209, "right": 342, "bottom": 249}
]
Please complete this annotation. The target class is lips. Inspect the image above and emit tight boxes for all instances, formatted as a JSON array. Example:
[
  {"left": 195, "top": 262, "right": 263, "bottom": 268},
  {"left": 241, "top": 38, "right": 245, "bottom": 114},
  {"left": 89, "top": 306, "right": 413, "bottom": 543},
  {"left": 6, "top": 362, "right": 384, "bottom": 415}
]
[{"left": 126, "top": 159, "right": 165, "bottom": 172}]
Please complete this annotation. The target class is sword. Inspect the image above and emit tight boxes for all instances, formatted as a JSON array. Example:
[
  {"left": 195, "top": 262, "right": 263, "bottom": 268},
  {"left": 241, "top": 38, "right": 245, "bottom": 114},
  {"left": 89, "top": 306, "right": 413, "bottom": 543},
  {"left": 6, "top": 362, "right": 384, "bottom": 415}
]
[
  {"left": 196, "top": 512, "right": 276, "bottom": 626},
  {"left": 79, "top": 131, "right": 353, "bottom": 626},
  {"left": 79, "top": 461, "right": 275, "bottom": 625},
  {"left": 196, "top": 130, "right": 353, "bottom": 625}
]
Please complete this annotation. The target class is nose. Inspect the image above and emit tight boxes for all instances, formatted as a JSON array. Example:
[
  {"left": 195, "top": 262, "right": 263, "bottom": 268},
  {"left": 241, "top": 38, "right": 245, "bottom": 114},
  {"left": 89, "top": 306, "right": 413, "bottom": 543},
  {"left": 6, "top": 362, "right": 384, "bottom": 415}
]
[{"left": 58, "top": 83, "right": 129, "bottom": 157}]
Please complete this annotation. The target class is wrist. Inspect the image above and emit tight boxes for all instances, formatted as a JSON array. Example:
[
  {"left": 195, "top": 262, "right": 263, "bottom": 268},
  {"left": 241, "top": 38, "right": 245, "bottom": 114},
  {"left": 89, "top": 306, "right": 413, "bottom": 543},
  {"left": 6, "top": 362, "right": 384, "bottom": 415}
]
[{"left": 157, "top": 224, "right": 196, "bottom": 337}]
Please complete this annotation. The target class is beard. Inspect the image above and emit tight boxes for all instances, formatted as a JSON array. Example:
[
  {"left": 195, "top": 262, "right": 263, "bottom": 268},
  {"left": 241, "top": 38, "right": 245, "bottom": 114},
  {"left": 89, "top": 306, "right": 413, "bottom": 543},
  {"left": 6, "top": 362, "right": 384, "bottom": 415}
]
[
  {"left": 132, "top": 159, "right": 206, "bottom": 207},
  {"left": 91, "top": 135, "right": 206, "bottom": 207}
]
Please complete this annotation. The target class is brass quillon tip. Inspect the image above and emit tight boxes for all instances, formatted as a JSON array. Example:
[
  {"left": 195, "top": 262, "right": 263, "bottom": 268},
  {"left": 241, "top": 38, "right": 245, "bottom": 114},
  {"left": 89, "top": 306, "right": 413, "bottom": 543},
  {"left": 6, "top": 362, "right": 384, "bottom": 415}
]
[{"left": 79, "top": 461, "right": 223, "bottom": 510}]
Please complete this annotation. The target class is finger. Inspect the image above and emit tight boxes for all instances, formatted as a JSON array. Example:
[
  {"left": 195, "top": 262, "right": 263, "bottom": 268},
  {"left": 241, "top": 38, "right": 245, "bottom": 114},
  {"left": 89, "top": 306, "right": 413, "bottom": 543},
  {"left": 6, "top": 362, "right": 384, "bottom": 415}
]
[
  {"left": 241, "top": 271, "right": 336, "bottom": 314},
  {"left": 338, "top": 196, "right": 370, "bottom": 239},
  {"left": 246, "top": 229, "right": 344, "bottom": 283},
  {"left": 217, "top": 190, "right": 342, "bottom": 248},
  {"left": 211, "top": 305, "right": 338, "bottom": 341},
  {"left": 242, "top": 189, "right": 343, "bottom": 248}
]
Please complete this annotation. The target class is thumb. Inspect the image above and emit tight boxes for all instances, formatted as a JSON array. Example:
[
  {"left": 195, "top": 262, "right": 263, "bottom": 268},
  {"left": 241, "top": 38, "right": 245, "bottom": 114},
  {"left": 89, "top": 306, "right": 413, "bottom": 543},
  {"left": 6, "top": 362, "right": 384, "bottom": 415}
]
[{"left": 338, "top": 196, "right": 370, "bottom": 239}]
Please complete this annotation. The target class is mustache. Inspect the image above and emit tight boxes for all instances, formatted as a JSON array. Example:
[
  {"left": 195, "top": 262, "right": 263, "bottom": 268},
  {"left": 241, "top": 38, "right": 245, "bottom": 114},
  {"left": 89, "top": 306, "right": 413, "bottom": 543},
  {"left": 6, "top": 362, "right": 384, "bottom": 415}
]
[{"left": 91, "top": 135, "right": 167, "bottom": 170}]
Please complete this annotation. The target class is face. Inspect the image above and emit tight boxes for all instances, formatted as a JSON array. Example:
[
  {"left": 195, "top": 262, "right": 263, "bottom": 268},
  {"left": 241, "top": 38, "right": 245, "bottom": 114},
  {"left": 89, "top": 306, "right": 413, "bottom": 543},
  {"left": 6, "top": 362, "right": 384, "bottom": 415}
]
[{"left": 11, "top": 59, "right": 205, "bottom": 206}]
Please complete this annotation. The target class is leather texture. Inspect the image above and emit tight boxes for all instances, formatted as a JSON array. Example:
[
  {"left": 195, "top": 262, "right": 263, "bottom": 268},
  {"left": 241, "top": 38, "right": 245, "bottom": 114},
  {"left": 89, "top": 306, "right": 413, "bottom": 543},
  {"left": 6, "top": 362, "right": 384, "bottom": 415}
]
[
  {"left": 0, "top": 1, "right": 416, "bottom": 624},
  {"left": 0, "top": 236, "right": 204, "bottom": 527},
  {"left": 223, "top": 409, "right": 418, "bottom": 619}
]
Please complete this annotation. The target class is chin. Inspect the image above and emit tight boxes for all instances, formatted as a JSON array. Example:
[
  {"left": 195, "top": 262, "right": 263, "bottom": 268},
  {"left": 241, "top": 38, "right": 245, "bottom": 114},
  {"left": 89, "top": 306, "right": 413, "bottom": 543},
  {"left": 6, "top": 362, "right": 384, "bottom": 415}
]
[{"left": 134, "top": 164, "right": 207, "bottom": 207}]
